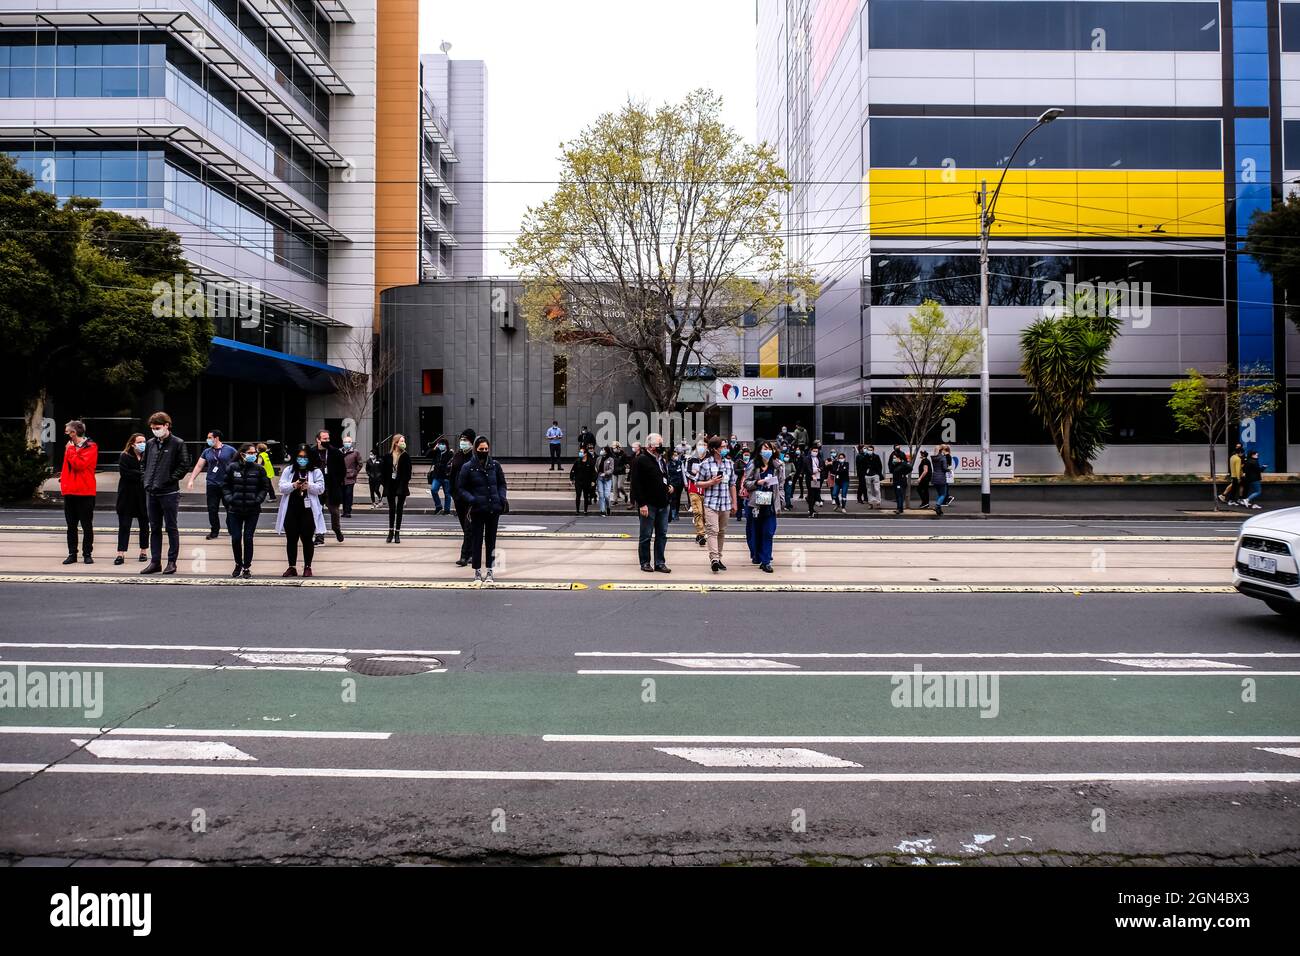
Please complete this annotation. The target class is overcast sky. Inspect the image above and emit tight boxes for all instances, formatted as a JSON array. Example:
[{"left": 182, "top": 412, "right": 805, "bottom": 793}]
[{"left": 418, "top": 0, "right": 758, "bottom": 274}]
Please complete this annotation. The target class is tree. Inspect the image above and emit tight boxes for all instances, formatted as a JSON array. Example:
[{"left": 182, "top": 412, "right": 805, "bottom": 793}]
[
  {"left": 0, "top": 154, "right": 211, "bottom": 443},
  {"left": 1168, "top": 365, "right": 1279, "bottom": 508},
  {"left": 1020, "top": 290, "right": 1123, "bottom": 476},
  {"left": 1244, "top": 192, "right": 1300, "bottom": 332},
  {"left": 507, "top": 90, "right": 816, "bottom": 413},
  {"left": 877, "top": 299, "right": 979, "bottom": 462},
  {"left": 330, "top": 336, "right": 398, "bottom": 448},
  {"left": 0, "top": 429, "right": 49, "bottom": 503}
]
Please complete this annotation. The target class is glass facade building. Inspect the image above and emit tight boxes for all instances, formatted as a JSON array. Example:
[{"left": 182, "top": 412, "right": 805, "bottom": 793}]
[{"left": 756, "top": 0, "right": 1300, "bottom": 472}]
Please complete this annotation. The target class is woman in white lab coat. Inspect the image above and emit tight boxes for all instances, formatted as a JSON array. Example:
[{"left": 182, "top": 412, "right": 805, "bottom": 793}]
[{"left": 275, "top": 442, "right": 325, "bottom": 577}]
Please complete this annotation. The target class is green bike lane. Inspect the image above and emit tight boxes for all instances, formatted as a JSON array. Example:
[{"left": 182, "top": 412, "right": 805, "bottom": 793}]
[{"left": 2, "top": 667, "right": 1297, "bottom": 738}]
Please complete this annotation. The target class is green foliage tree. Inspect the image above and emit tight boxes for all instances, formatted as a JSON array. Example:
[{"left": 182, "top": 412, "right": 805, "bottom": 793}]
[
  {"left": 1244, "top": 192, "right": 1300, "bottom": 332},
  {"left": 0, "top": 429, "right": 50, "bottom": 503},
  {"left": 0, "top": 154, "right": 211, "bottom": 443},
  {"left": 1020, "top": 290, "right": 1123, "bottom": 476},
  {"left": 1168, "top": 365, "right": 1279, "bottom": 508},
  {"left": 507, "top": 90, "right": 816, "bottom": 413},
  {"left": 878, "top": 299, "right": 979, "bottom": 462}
]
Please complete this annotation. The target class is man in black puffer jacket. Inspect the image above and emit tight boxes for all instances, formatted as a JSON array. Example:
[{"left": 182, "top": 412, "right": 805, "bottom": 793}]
[
  {"left": 221, "top": 442, "right": 272, "bottom": 578},
  {"left": 140, "top": 410, "right": 192, "bottom": 575}
]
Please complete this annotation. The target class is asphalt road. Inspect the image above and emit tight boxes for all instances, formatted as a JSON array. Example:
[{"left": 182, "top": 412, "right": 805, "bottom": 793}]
[{"left": 1, "top": 580, "right": 1297, "bottom": 865}]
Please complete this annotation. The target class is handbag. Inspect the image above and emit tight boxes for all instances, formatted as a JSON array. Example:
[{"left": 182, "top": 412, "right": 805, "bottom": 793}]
[{"left": 751, "top": 489, "right": 774, "bottom": 507}]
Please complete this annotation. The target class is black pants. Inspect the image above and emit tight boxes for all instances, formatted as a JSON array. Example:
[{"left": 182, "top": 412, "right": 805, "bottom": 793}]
[
  {"left": 857, "top": 475, "right": 867, "bottom": 502},
  {"left": 455, "top": 498, "right": 472, "bottom": 560},
  {"left": 205, "top": 483, "right": 224, "bottom": 535},
  {"left": 284, "top": 501, "right": 315, "bottom": 568},
  {"left": 227, "top": 510, "right": 260, "bottom": 567},
  {"left": 388, "top": 494, "right": 407, "bottom": 530},
  {"left": 806, "top": 486, "right": 821, "bottom": 514},
  {"left": 63, "top": 495, "right": 94, "bottom": 556},
  {"left": 549, "top": 445, "right": 562, "bottom": 469},
  {"left": 342, "top": 485, "right": 355, "bottom": 516},
  {"left": 147, "top": 492, "right": 180, "bottom": 563},
  {"left": 793, "top": 473, "right": 806, "bottom": 497},
  {"left": 117, "top": 509, "right": 148, "bottom": 553},
  {"left": 324, "top": 491, "right": 342, "bottom": 537},
  {"left": 894, "top": 482, "right": 909, "bottom": 512},
  {"left": 917, "top": 479, "right": 931, "bottom": 507},
  {"left": 575, "top": 487, "right": 593, "bottom": 512},
  {"left": 467, "top": 511, "right": 501, "bottom": 569}
]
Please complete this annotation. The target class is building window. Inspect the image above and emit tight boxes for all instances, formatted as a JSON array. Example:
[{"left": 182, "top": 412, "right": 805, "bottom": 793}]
[
  {"left": 867, "top": 1, "right": 1220, "bottom": 52},
  {"left": 422, "top": 369, "right": 444, "bottom": 396},
  {"left": 553, "top": 355, "right": 568, "bottom": 407}
]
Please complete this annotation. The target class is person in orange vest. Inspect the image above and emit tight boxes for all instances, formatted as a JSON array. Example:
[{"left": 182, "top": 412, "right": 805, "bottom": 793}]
[{"left": 60, "top": 419, "right": 98, "bottom": 565}]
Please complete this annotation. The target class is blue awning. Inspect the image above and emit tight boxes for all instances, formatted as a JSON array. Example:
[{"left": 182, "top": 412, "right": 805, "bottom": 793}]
[{"left": 206, "top": 337, "right": 346, "bottom": 393}]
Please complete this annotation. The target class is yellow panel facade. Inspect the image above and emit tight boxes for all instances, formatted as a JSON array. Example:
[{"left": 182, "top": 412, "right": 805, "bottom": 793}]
[
  {"left": 759, "top": 334, "right": 780, "bottom": 378},
  {"left": 866, "top": 169, "right": 1225, "bottom": 238}
]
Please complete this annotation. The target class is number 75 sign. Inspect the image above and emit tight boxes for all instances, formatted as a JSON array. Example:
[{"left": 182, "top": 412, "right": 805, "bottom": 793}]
[{"left": 950, "top": 450, "right": 1015, "bottom": 479}]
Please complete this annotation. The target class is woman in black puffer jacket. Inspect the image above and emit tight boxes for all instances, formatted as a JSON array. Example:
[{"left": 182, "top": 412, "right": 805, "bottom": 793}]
[
  {"left": 221, "top": 442, "right": 272, "bottom": 578},
  {"left": 115, "top": 433, "right": 150, "bottom": 565}
]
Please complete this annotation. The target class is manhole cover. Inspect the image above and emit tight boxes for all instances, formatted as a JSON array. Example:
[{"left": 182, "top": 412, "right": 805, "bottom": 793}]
[{"left": 345, "top": 655, "right": 443, "bottom": 676}]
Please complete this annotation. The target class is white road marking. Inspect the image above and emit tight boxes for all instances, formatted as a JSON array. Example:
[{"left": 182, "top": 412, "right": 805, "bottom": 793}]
[
  {"left": 0, "top": 642, "right": 459, "bottom": 655},
  {"left": 70, "top": 738, "right": 254, "bottom": 761},
  {"left": 1, "top": 764, "right": 1297, "bottom": 784},
  {"left": 1102, "top": 658, "right": 1248, "bottom": 669},
  {"left": 656, "top": 747, "right": 862, "bottom": 768},
  {"left": 0, "top": 727, "right": 391, "bottom": 740},
  {"left": 0, "top": 660, "right": 351, "bottom": 673},
  {"left": 575, "top": 651, "right": 1300, "bottom": 659},
  {"left": 575, "top": 669, "right": 1300, "bottom": 676},
  {"left": 544, "top": 734, "right": 1300, "bottom": 744},
  {"left": 1257, "top": 747, "right": 1300, "bottom": 759},
  {"left": 655, "top": 658, "right": 798, "bottom": 669},
  {"left": 235, "top": 653, "right": 350, "bottom": 666}
]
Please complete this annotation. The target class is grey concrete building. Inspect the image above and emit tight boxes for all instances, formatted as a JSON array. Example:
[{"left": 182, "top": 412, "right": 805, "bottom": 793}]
[{"left": 378, "top": 280, "right": 650, "bottom": 459}]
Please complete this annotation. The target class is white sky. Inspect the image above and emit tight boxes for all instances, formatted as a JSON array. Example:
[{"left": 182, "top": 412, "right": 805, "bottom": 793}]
[{"left": 418, "top": 0, "right": 758, "bottom": 275}]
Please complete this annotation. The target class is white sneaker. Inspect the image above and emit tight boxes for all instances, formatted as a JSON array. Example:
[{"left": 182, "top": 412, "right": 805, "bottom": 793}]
[
  {"left": 473, "top": 568, "right": 484, "bottom": 582},
  {"left": 485, "top": 569, "right": 495, "bottom": 583},
  {"left": 1250, "top": 503, "right": 1262, "bottom": 510}
]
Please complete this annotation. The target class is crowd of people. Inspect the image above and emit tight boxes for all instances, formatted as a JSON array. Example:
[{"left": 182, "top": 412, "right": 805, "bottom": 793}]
[{"left": 56, "top": 413, "right": 511, "bottom": 582}]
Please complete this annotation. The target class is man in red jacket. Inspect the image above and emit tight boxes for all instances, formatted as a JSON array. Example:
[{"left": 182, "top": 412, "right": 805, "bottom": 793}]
[{"left": 59, "top": 420, "right": 98, "bottom": 565}]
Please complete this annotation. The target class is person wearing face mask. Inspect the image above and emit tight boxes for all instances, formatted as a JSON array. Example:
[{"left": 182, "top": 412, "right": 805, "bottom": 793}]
[
  {"left": 426, "top": 435, "right": 454, "bottom": 515},
  {"left": 860, "top": 444, "right": 884, "bottom": 510},
  {"left": 930, "top": 444, "right": 951, "bottom": 516},
  {"left": 340, "top": 435, "right": 361, "bottom": 518},
  {"left": 744, "top": 442, "right": 782, "bottom": 573},
  {"left": 915, "top": 449, "right": 933, "bottom": 509},
  {"left": 802, "top": 443, "right": 824, "bottom": 517},
  {"left": 569, "top": 446, "right": 597, "bottom": 515},
  {"left": 59, "top": 420, "right": 98, "bottom": 565},
  {"left": 665, "top": 445, "right": 684, "bottom": 522},
  {"left": 449, "top": 427, "right": 478, "bottom": 565},
  {"left": 685, "top": 439, "right": 708, "bottom": 546},
  {"left": 222, "top": 443, "right": 272, "bottom": 578},
  {"left": 140, "top": 411, "right": 191, "bottom": 575},
  {"left": 736, "top": 447, "right": 754, "bottom": 526},
  {"left": 114, "top": 432, "right": 149, "bottom": 566},
  {"left": 781, "top": 448, "right": 795, "bottom": 510},
  {"left": 890, "top": 449, "right": 913, "bottom": 515},
  {"left": 695, "top": 435, "right": 737, "bottom": 572},
  {"left": 186, "top": 429, "right": 236, "bottom": 540},
  {"left": 314, "top": 430, "right": 345, "bottom": 544},
  {"left": 629, "top": 433, "right": 672, "bottom": 573},
  {"left": 457, "top": 436, "right": 509, "bottom": 582},
  {"left": 595, "top": 445, "right": 616, "bottom": 517},
  {"left": 365, "top": 447, "right": 384, "bottom": 509},
  {"left": 381, "top": 434, "right": 412, "bottom": 543},
  {"left": 611, "top": 441, "right": 629, "bottom": 506},
  {"left": 276, "top": 443, "right": 324, "bottom": 576}
]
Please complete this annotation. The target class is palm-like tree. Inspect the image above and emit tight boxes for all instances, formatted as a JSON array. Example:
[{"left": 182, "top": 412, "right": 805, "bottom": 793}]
[{"left": 1020, "top": 291, "right": 1122, "bottom": 476}]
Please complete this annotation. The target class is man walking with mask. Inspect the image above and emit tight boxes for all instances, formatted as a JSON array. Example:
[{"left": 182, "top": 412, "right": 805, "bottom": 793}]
[
  {"left": 449, "top": 427, "right": 478, "bottom": 567},
  {"left": 695, "top": 435, "right": 737, "bottom": 573}
]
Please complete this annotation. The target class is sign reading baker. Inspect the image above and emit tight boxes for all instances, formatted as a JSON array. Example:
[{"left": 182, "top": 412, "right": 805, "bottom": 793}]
[{"left": 714, "top": 378, "right": 815, "bottom": 405}]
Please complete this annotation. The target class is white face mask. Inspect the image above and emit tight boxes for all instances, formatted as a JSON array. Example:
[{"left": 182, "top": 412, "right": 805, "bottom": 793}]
[
  {"left": 696, "top": 445, "right": 706, "bottom": 455},
  {"left": 151, "top": 427, "right": 165, "bottom": 438}
]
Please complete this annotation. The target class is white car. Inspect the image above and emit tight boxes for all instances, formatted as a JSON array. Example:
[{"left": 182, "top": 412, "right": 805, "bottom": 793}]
[{"left": 1233, "top": 507, "right": 1300, "bottom": 618}]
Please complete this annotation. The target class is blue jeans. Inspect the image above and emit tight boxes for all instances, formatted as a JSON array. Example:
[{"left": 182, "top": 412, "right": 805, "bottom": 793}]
[
  {"left": 638, "top": 504, "right": 670, "bottom": 566},
  {"left": 933, "top": 482, "right": 949, "bottom": 507},
  {"left": 1246, "top": 480, "right": 1263, "bottom": 504},
  {"left": 833, "top": 476, "right": 849, "bottom": 504},
  {"left": 597, "top": 477, "right": 612, "bottom": 512},
  {"left": 783, "top": 480, "right": 793, "bottom": 509},
  {"left": 751, "top": 508, "right": 777, "bottom": 565},
  {"left": 430, "top": 478, "right": 451, "bottom": 512},
  {"left": 226, "top": 510, "right": 260, "bottom": 568}
]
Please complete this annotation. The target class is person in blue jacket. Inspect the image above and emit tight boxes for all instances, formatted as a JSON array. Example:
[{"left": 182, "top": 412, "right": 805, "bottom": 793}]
[{"left": 457, "top": 435, "right": 509, "bottom": 583}]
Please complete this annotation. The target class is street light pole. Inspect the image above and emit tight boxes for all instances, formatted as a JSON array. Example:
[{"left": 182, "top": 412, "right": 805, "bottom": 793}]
[{"left": 977, "top": 107, "right": 1063, "bottom": 514}]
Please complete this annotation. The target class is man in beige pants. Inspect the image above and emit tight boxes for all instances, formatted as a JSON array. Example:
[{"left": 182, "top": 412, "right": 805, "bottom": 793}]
[{"left": 694, "top": 436, "right": 737, "bottom": 573}]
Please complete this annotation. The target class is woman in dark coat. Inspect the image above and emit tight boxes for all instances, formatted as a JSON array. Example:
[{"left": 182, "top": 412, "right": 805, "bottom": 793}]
[
  {"left": 569, "top": 449, "right": 597, "bottom": 515},
  {"left": 114, "top": 432, "right": 149, "bottom": 565},
  {"left": 382, "top": 433, "right": 413, "bottom": 543},
  {"left": 457, "top": 435, "right": 508, "bottom": 582}
]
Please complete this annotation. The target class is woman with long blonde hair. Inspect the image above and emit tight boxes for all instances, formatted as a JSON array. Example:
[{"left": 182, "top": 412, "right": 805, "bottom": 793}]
[{"left": 382, "top": 433, "right": 412, "bottom": 543}]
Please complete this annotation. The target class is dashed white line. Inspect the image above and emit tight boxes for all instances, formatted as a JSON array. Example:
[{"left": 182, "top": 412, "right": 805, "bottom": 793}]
[
  {"left": 70, "top": 738, "right": 255, "bottom": 761},
  {"left": 656, "top": 747, "right": 861, "bottom": 768}
]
